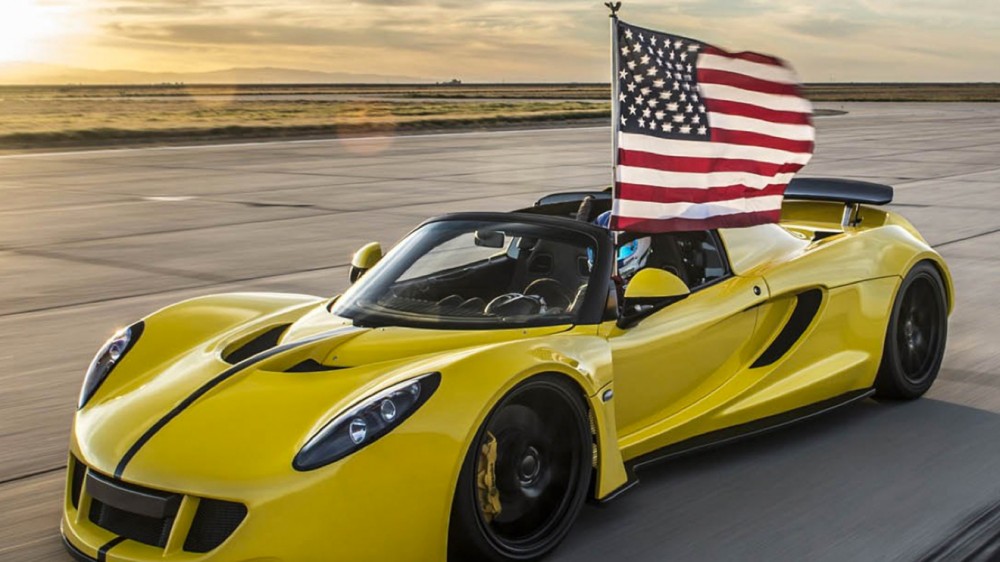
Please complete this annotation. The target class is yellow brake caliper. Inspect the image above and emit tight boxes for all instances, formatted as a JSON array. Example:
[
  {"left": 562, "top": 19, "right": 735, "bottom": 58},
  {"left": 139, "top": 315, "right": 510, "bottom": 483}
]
[{"left": 476, "top": 431, "right": 502, "bottom": 522}]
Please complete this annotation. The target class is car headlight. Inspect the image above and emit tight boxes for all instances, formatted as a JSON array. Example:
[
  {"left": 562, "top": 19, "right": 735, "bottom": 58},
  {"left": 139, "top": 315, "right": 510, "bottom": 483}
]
[
  {"left": 293, "top": 372, "right": 441, "bottom": 471},
  {"left": 78, "top": 322, "right": 144, "bottom": 408}
]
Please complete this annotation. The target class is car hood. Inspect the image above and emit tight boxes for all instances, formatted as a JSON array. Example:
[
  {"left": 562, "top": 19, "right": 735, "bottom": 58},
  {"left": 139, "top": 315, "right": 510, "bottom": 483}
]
[{"left": 74, "top": 300, "right": 571, "bottom": 491}]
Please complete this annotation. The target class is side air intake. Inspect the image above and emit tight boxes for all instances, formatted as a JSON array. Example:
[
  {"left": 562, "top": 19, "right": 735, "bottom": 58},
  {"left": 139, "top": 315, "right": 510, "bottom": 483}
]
[{"left": 751, "top": 289, "right": 823, "bottom": 368}]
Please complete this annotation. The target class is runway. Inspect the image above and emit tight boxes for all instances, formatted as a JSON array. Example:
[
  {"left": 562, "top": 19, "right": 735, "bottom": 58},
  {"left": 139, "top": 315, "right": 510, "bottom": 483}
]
[{"left": 2, "top": 102, "right": 999, "bottom": 560}]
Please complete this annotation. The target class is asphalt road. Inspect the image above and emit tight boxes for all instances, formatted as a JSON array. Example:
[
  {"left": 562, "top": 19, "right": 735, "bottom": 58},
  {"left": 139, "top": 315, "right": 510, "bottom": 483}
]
[{"left": 2, "top": 103, "right": 999, "bottom": 561}]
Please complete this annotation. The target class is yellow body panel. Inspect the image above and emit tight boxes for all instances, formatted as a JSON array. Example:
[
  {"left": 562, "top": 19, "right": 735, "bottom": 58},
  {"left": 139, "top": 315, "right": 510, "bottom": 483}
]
[{"left": 63, "top": 202, "right": 952, "bottom": 561}]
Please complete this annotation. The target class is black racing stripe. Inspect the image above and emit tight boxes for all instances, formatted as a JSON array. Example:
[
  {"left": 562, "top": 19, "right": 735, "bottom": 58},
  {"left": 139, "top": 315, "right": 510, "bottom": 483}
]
[
  {"left": 114, "top": 327, "right": 360, "bottom": 479},
  {"left": 97, "top": 536, "right": 126, "bottom": 562}
]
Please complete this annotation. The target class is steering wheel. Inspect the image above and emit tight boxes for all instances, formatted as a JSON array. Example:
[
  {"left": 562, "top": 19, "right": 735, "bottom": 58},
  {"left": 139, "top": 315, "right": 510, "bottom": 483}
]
[
  {"left": 523, "top": 278, "right": 572, "bottom": 310},
  {"left": 485, "top": 293, "right": 547, "bottom": 316}
]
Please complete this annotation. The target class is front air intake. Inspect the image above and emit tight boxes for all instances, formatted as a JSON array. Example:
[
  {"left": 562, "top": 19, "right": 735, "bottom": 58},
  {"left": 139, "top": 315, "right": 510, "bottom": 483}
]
[{"left": 184, "top": 498, "right": 248, "bottom": 553}]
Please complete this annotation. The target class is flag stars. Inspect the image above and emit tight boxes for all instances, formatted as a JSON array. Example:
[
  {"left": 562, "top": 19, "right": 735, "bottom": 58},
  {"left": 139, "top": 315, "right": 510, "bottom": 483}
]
[{"left": 616, "top": 26, "right": 710, "bottom": 140}]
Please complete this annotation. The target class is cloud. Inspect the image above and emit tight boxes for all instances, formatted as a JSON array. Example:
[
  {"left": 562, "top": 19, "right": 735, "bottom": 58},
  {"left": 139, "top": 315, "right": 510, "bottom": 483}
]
[{"left": 25, "top": 0, "right": 1000, "bottom": 82}]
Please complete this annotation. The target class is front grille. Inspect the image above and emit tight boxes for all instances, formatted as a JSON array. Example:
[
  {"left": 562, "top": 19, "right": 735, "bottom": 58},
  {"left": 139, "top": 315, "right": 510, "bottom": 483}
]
[
  {"left": 89, "top": 498, "right": 175, "bottom": 547},
  {"left": 85, "top": 471, "right": 181, "bottom": 548},
  {"left": 184, "top": 499, "right": 248, "bottom": 553},
  {"left": 72, "top": 461, "right": 248, "bottom": 554}
]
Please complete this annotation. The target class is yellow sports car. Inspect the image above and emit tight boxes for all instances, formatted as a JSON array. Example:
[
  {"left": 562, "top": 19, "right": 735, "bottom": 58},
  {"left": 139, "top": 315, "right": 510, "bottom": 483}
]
[{"left": 62, "top": 178, "right": 951, "bottom": 562}]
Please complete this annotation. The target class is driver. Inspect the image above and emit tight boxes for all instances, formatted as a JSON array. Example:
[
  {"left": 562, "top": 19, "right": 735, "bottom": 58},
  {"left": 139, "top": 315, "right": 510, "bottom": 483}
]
[{"left": 592, "top": 211, "right": 652, "bottom": 286}]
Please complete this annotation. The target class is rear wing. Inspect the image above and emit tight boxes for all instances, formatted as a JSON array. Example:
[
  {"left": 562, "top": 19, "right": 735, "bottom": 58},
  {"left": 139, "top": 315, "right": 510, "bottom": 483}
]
[
  {"left": 523, "top": 179, "right": 894, "bottom": 228},
  {"left": 784, "top": 178, "right": 893, "bottom": 227}
]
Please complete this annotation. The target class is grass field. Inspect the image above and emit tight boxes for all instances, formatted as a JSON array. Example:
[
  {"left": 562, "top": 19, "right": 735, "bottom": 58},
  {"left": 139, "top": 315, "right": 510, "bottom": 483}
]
[{"left": 0, "top": 83, "right": 996, "bottom": 149}]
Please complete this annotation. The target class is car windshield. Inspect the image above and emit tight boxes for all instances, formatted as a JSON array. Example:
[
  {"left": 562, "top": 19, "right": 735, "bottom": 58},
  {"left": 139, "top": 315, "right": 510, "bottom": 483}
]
[{"left": 331, "top": 219, "right": 599, "bottom": 329}]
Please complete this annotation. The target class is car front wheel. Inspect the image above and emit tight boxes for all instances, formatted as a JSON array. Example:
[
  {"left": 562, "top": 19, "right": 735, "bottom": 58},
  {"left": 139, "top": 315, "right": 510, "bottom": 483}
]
[{"left": 448, "top": 374, "right": 592, "bottom": 562}]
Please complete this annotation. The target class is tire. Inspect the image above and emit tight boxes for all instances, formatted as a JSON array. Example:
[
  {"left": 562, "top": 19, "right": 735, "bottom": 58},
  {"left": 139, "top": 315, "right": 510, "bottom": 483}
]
[
  {"left": 874, "top": 261, "right": 948, "bottom": 399},
  {"left": 448, "top": 375, "right": 592, "bottom": 562}
]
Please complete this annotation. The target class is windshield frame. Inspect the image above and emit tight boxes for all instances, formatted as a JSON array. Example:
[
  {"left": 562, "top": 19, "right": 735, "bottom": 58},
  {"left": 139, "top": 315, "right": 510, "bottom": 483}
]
[{"left": 332, "top": 212, "right": 615, "bottom": 330}]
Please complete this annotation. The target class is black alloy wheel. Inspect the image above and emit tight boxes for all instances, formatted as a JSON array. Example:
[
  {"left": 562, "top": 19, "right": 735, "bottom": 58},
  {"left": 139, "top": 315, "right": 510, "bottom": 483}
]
[
  {"left": 449, "top": 375, "right": 592, "bottom": 562},
  {"left": 875, "top": 261, "right": 948, "bottom": 399}
]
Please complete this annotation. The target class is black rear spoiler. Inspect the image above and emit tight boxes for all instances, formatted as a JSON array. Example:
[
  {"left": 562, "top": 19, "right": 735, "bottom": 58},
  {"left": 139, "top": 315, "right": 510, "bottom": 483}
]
[
  {"left": 525, "top": 179, "right": 893, "bottom": 227},
  {"left": 784, "top": 177, "right": 893, "bottom": 228},
  {"left": 785, "top": 178, "right": 893, "bottom": 205}
]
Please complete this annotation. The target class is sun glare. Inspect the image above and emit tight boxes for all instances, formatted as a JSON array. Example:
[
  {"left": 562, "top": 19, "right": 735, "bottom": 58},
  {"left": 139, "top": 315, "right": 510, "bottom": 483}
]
[{"left": 0, "top": 0, "right": 57, "bottom": 62}]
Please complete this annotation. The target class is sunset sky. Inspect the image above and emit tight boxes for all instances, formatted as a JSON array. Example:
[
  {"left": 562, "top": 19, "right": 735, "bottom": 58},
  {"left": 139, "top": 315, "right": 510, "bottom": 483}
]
[{"left": 1, "top": 0, "right": 998, "bottom": 82}]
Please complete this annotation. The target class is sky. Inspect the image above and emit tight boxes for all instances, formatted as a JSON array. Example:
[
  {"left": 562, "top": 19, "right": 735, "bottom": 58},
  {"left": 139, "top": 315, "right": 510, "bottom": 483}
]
[{"left": 1, "top": 0, "right": 998, "bottom": 82}]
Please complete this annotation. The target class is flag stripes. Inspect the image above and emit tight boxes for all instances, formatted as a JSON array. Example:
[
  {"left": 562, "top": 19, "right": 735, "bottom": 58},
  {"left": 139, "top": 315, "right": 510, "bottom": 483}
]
[{"left": 612, "top": 20, "right": 814, "bottom": 233}]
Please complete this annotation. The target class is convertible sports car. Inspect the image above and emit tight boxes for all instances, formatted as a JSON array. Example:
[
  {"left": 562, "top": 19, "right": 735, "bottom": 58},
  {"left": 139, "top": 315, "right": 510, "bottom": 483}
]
[{"left": 62, "top": 178, "right": 951, "bottom": 562}]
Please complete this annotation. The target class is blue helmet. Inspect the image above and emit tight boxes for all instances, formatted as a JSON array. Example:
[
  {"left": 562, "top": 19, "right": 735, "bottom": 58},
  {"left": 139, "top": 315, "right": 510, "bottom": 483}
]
[{"left": 592, "top": 211, "right": 652, "bottom": 280}]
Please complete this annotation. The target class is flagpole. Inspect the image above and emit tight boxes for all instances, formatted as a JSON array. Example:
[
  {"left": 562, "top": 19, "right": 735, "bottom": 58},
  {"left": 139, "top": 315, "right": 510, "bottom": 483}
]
[
  {"left": 606, "top": 2, "right": 621, "bottom": 199},
  {"left": 605, "top": 2, "right": 622, "bottom": 278}
]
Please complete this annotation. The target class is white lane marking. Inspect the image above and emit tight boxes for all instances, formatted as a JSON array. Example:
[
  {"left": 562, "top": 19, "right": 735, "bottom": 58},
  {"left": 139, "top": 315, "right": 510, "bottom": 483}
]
[
  {"left": 143, "top": 196, "right": 196, "bottom": 202},
  {"left": 0, "top": 126, "right": 609, "bottom": 160}
]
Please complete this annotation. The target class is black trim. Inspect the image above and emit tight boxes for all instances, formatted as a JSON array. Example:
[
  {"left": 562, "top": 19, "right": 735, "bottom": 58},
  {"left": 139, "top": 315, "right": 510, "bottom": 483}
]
[
  {"left": 785, "top": 177, "right": 893, "bottom": 205},
  {"left": 98, "top": 537, "right": 126, "bottom": 562},
  {"left": 751, "top": 289, "right": 823, "bottom": 368},
  {"left": 114, "top": 326, "right": 361, "bottom": 478},
  {"left": 86, "top": 471, "right": 180, "bottom": 519},
  {"left": 614, "top": 389, "right": 874, "bottom": 498}
]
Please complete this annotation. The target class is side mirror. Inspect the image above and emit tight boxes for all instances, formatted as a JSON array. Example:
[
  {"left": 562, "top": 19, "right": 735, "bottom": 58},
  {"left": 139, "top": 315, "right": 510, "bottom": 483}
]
[
  {"left": 619, "top": 269, "right": 689, "bottom": 327},
  {"left": 474, "top": 230, "right": 505, "bottom": 249},
  {"left": 349, "top": 242, "right": 382, "bottom": 283}
]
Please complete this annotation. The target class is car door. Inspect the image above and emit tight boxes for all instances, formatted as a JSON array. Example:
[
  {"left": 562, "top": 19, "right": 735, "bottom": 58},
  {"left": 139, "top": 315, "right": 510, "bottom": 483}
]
[{"left": 608, "top": 271, "right": 769, "bottom": 449}]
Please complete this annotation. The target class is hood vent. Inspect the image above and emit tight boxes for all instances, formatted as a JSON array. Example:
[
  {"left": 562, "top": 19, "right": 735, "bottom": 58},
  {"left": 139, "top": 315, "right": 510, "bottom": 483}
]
[
  {"left": 285, "top": 359, "right": 346, "bottom": 373},
  {"left": 222, "top": 324, "right": 291, "bottom": 365}
]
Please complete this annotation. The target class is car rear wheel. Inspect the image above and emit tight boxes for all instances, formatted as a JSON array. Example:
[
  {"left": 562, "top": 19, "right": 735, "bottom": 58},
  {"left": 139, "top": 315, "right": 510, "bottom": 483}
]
[
  {"left": 874, "top": 262, "right": 948, "bottom": 399},
  {"left": 448, "top": 375, "right": 592, "bottom": 562}
]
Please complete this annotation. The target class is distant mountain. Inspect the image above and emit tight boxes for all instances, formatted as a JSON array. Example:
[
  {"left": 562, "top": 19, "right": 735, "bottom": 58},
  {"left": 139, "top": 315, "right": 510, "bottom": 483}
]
[{"left": 0, "top": 62, "right": 430, "bottom": 85}]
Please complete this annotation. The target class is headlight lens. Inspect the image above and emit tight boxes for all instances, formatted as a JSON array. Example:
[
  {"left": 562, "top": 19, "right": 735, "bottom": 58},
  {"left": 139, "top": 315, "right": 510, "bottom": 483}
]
[
  {"left": 78, "top": 322, "right": 143, "bottom": 408},
  {"left": 293, "top": 372, "right": 440, "bottom": 471}
]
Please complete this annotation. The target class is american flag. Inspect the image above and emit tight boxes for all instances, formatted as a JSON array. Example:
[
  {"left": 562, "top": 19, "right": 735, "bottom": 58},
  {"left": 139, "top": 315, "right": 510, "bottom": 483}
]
[{"left": 611, "top": 20, "right": 814, "bottom": 232}]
